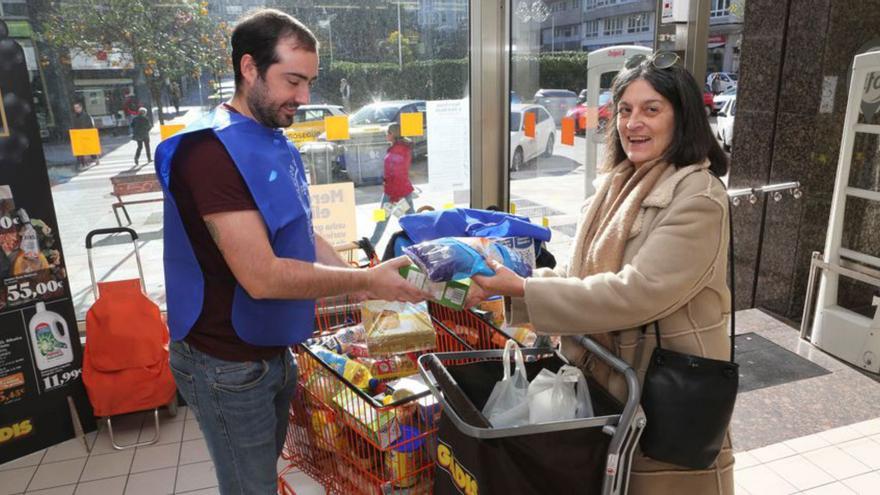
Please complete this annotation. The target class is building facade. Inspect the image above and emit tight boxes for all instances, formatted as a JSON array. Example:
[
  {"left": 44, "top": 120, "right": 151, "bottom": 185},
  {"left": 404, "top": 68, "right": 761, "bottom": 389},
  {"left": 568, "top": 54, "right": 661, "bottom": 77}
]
[{"left": 581, "top": 0, "right": 655, "bottom": 52}]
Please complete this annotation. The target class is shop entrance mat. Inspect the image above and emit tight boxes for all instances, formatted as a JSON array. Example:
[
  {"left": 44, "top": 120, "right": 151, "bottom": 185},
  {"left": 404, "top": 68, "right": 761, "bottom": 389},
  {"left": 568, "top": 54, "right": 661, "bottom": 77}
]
[{"left": 736, "top": 333, "right": 831, "bottom": 393}]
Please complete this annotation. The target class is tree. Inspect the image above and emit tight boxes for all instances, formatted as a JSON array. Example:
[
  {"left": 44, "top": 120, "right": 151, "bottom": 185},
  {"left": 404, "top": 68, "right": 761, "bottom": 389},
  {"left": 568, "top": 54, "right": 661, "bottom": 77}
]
[
  {"left": 38, "top": 0, "right": 231, "bottom": 125},
  {"left": 380, "top": 30, "right": 419, "bottom": 66}
]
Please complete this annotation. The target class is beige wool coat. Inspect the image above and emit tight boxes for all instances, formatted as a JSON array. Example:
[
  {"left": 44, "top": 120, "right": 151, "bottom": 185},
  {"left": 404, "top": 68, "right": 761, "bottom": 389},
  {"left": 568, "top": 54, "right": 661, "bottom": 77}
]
[{"left": 519, "top": 161, "right": 735, "bottom": 495}]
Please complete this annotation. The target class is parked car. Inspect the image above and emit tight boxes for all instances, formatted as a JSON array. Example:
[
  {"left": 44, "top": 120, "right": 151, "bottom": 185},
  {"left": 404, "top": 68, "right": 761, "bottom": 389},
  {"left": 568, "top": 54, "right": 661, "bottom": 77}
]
[
  {"left": 707, "top": 72, "right": 738, "bottom": 93},
  {"left": 284, "top": 104, "right": 346, "bottom": 146},
  {"left": 510, "top": 91, "right": 522, "bottom": 104},
  {"left": 509, "top": 104, "right": 556, "bottom": 171},
  {"left": 712, "top": 86, "right": 737, "bottom": 114},
  {"left": 566, "top": 90, "right": 613, "bottom": 135},
  {"left": 315, "top": 100, "right": 427, "bottom": 185},
  {"left": 716, "top": 96, "right": 736, "bottom": 151},
  {"left": 703, "top": 86, "right": 715, "bottom": 115},
  {"left": 533, "top": 89, "right": 578, "bottom": 125}
]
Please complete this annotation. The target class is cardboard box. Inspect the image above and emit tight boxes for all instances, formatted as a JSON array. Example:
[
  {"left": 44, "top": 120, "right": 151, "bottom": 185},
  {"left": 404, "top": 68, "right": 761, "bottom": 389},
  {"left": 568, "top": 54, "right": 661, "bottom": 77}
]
[
  {"left": 399, "top": 264, "right": 471, "bottom": 310},
  {"left": 333, "top": 388, "right": 401, "bottom": 448}
]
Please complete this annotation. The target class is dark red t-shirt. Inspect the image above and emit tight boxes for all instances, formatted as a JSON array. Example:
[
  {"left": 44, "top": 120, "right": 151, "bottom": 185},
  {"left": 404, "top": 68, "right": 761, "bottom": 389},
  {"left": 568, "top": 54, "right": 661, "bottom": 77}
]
[{"left": 169, "top": 120, "right": 286, "bottom": 361}]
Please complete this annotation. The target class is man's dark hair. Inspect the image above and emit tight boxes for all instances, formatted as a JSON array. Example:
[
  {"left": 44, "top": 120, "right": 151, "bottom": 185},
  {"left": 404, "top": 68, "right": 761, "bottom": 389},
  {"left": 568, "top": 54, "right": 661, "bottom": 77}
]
[
  {"left": 231, "top": 9, "right": 319, "bottom": 88},
  {"left": 603, "top": 60, "right": 729, "bottom": 177}
]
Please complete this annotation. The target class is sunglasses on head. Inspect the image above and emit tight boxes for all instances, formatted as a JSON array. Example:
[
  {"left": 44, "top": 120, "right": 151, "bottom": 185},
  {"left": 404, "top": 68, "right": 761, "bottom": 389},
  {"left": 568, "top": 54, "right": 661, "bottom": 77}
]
[{"left": 624, "top": 51, "right": 680, "bottom": 70}]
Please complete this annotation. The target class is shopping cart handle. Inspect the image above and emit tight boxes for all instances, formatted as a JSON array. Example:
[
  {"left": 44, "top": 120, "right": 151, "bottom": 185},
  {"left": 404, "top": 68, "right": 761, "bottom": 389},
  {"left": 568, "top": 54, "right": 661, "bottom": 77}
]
[
  {"left": 86, "top": 227, "right": 139, "bottom": 249},
  {"left": 422, "top": 354, "right": 493, "bottom": 429}
]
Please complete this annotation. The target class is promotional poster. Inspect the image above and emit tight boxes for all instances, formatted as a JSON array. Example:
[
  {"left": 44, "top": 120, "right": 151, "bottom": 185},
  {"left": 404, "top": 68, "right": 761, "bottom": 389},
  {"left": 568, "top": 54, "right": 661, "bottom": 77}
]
[{"left": 0, "top": 20, "right": 95, "bottom": 464}]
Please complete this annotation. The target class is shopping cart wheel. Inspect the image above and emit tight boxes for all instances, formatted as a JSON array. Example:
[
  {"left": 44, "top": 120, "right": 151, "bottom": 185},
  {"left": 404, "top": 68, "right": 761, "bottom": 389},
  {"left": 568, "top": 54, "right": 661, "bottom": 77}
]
[{"left": 166, "top": 398, "right": 179, "bottom": 418}]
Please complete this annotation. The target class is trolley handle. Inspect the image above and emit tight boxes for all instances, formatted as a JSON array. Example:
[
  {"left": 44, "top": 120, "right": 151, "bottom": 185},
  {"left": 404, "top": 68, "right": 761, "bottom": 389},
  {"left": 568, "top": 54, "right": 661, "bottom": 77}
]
[
  {"left": 423, "top": 354, "right": 492, "bottom": 428},
  {"left": 85, "top": 227, "right": 145, "bottom": 299},
  {"left": 85, "top": 227, "right": 139, "bottom": 249}
]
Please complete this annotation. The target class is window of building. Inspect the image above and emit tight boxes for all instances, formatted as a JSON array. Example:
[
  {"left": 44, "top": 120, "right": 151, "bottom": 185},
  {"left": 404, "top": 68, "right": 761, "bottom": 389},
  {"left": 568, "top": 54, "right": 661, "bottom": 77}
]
[
  {"left": 711, "top": 0, "right": 731, "bottom": 17},
  {"left": 603, "top": 15, "right": 624, "bottom": 36},
  {"left": 584, "top": 19, "right": 599, "bottom": 38},
  {"left": 1, "top": 1, "right": 28, "bottom": 17},
  {"left": 627, "top": 12, "right": 650, "bottom": 33}
]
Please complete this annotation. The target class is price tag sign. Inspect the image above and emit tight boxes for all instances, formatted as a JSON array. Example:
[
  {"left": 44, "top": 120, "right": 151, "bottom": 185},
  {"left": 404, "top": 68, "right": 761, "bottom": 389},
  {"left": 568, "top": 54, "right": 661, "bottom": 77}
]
[
  {"left": 3, "top": 275, "right": 66, "bottom": 309},
  {"left": 41, "top": 369, "right": 82, "bottom": 392}
]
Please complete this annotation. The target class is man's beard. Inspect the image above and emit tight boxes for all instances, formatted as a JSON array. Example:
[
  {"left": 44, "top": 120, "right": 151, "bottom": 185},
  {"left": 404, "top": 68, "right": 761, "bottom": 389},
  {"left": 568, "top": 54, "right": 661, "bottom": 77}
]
[{"left": 246, "top": 77, "right": 293, "bottom": 128}]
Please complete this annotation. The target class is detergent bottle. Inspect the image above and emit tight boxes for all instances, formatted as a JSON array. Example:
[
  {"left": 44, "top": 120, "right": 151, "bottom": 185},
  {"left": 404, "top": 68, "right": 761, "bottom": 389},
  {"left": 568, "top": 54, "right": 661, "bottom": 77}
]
[
  {"left": 312, "top": 347, "right": 377, "bottom": 391},
  {"left": 29, "top": 302, "right": 73, "bottom": 370}
]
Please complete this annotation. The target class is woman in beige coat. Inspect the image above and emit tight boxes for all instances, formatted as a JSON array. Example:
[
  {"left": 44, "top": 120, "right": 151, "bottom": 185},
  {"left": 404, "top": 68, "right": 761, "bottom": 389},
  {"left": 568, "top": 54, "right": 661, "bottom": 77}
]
[{"left": 471, "top": 54, "right": 735, "bottom": 495}]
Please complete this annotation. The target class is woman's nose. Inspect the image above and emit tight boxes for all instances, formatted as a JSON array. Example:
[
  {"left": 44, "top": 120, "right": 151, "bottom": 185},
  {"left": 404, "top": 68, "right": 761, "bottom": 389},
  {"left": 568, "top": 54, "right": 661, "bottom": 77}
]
[{"left": 626, "top": 111, "right": 644, "bottom": 129}]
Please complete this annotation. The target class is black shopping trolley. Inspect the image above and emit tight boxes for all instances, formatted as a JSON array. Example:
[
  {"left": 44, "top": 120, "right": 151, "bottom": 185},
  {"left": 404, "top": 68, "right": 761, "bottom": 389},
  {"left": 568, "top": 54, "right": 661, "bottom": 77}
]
[{"left": 417, "top": 336, "right": 645, "bottom": 495}]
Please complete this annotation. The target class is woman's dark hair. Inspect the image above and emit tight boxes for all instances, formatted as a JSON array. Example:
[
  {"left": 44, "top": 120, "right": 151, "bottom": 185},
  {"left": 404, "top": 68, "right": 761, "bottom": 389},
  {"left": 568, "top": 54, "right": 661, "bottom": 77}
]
[
  {"left": 603, "top": 59, "right": 728, "bottom": 177},
  {"left": 231, "top": 9, "right": 319, "bottom": 89},
  {"left": 387, "top": 123, "right": 412, "bottom": 147}
]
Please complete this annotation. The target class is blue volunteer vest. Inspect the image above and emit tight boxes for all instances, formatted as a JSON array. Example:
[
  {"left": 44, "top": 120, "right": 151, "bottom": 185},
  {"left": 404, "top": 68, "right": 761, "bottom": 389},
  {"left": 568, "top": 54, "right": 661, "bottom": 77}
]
[{"left": 155, "top": 106, "right": 316, "bottom": 346}]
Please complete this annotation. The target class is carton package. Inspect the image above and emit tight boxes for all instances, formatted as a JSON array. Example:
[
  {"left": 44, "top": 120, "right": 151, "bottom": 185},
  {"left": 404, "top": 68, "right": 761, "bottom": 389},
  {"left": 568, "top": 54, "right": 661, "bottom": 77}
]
[
  {"left": 399, "top": 264, "right": 471, "bottom": 311},
  {"left": 333, "top": 388, "right": 401, "bottom": 448}
]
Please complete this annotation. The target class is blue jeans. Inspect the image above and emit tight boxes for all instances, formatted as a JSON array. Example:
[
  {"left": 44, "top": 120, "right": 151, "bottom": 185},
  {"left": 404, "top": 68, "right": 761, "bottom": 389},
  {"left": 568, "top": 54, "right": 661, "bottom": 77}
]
[
  {"left": 369, "top": 193, "right": 415, "bottom": 247},
  {"left": 169, "top": 340, "right": 297, "bottom": 495}
]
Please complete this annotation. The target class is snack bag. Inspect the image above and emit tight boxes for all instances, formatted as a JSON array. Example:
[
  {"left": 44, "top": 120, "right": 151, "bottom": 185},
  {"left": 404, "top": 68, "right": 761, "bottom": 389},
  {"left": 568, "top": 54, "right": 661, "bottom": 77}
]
[
  {"left": 362, "top": 301, "right": 436, "bottom": 356},
  {"left": 403, "top": 237, "right": 532, "bottom": 283},
  {"left": 358, "top": 354, "right": 419, "bottom": 380}
]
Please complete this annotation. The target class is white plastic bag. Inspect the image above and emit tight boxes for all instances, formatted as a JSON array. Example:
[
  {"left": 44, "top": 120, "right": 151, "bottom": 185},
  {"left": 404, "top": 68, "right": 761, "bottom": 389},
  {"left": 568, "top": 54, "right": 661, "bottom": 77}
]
[
  {"left": 527, "top": 365, "right": 594, "bottom": 424},
  {"left": 482, "top": 340, "right": 530, "bottom": 428}
]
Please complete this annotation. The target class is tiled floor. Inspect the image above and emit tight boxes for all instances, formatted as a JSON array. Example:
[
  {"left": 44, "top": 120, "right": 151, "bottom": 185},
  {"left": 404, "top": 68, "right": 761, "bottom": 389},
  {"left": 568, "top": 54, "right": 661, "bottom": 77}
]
[
  {"left": 3, "top": 309, "right": 880, "bottom": 494},
  {"left": 0, "top": 406, "right": 324, "bottom": 495},
  {"left": 734, "top": 417, "right": 880, "bottom": 494}
]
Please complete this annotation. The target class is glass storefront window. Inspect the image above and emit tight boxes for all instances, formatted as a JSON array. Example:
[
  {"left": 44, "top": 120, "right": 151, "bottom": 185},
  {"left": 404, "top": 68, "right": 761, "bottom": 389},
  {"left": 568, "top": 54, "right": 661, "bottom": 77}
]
[{"left": 17, "top": 1, "right": 470, "bottom": 318}]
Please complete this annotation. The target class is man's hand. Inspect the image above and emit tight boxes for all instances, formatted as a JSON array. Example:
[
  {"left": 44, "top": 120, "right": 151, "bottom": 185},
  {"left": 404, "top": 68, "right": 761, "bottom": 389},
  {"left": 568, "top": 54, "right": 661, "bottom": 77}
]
[
  {"left": 463, "top": 281, "right": 491, "bottom": 309},
  {"left": 364, "top": 256, "right": 431, "bottom": 303},
  {"left": 471, "top": 260, "right": 527, "bottom": 298}
]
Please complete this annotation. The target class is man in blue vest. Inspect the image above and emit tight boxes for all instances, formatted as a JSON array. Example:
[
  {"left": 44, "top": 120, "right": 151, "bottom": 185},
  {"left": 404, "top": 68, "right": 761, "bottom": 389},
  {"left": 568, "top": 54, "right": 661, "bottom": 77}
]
[{"left": 155, "top": 9, "right": 428, "bottom": 494}]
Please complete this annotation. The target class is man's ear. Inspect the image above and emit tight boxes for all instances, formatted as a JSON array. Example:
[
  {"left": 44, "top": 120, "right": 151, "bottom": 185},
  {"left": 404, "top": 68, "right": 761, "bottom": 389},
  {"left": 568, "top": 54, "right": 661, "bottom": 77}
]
[{"left": 240, "top": 54, "right": 258, "bottom": 86}]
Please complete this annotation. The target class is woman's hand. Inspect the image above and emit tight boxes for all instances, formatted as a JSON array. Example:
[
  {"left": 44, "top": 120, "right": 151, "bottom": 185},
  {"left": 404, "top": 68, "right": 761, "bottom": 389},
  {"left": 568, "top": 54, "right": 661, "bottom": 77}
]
[
  {"left": 463, "top": 281, "right": 491, "bottom": 309},
  {"left": 471, "top": 260, "right": 527, "bottom": 298}
]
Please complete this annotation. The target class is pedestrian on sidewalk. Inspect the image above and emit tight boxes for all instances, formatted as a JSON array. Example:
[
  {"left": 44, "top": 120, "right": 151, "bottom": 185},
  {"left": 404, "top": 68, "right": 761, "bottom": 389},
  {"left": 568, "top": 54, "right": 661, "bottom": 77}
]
[
  {"left": 70, "top": 102, "right": 96, "bottom": 169},
  {"left": 369, "top": 122, "right": 415, "bottom": 248},
  {"left": 170, "top": 81, "right": 181, "bottom": 115},
  {"left": 131, "top": 107, "right": 153, "bottom": 165},
  {"left": 340, "top": 77, "right": 350, "bottom": 111}
]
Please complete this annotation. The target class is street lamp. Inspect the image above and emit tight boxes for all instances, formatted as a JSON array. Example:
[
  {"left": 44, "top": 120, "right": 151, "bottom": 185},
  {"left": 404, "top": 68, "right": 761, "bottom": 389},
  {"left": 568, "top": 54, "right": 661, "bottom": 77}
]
[
  {"left": 318, "top": 13, "right": 336, "bottom": 67},
  {"left": 397, "top": 1, "right": 403, "bottom": 70}
]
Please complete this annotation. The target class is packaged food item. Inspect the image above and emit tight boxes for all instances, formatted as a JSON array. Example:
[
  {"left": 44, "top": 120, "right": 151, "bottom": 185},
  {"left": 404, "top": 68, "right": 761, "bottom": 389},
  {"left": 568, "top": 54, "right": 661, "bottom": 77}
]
[
  {"left": 313, "top": 347, "right": 377, "bottom": 391},
  {"left": 386, "top": 425, "right": 425, "bottom": 488},
  {"left": 347, "top": 342, "right": 371, "bottom": 358},
  {"left": 399, "top": 264, "right": 471, "bottom": 310},
  {"left": 333, "top": 388, "right": 401, "bottom": 448},
  {"left": 403, "top": 237, "right": 532, "bottom": 283},
  {"left": 303, "top": 368, "right": 343, "bottom": 403},
  {"left": 310, "top": 408, "right": 346, "bottom": 451},
  {"left": 362, "top": 301, "right": 436, "bottom": 356},
  {"left": 309, "top": 323, "right": 366, "bottom": 355},
  {"left": 499, "top": 323, "right": 537, "bottom": 347},
  {"left": 358, "top": 354, "right": 419, "bottom": 380},
  {"left": 477, "top": 296, "right": 506, "bottom": 328}
]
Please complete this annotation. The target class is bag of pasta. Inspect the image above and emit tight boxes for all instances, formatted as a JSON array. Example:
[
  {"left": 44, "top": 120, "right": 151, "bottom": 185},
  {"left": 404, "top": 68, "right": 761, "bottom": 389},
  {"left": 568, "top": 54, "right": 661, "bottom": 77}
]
[{"left": 362, "top": 300, "right": 436, "bottom": 356}]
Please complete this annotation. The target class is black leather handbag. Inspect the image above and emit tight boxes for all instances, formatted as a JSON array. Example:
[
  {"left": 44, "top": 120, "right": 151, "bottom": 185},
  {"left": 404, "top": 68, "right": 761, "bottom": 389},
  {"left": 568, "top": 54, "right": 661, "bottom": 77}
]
[{"left": 638, "top": 196, "right": 739, "bottom": 470}]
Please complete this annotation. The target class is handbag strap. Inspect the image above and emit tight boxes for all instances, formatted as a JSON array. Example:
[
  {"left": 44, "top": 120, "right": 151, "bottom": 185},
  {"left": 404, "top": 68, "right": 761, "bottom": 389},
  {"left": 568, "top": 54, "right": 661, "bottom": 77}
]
[{"left": 650, "top": 186, "right": 736, "bottom": 364}]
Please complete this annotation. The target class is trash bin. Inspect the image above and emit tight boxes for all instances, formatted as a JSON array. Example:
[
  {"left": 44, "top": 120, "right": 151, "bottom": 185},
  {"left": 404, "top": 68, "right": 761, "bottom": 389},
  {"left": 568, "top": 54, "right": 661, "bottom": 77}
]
[
  {"left": 299, "top": 141, "right": 337, "bottom": 185},
  {"left": 343, "top": 140, "right": 387, "bottom": 186}
]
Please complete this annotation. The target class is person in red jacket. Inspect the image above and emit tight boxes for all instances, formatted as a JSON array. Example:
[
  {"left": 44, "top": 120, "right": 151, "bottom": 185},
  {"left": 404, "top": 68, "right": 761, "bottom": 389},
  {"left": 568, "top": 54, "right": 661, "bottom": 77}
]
[{"left": 369, "top": 122, "right": 415, "bottom": 247}]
